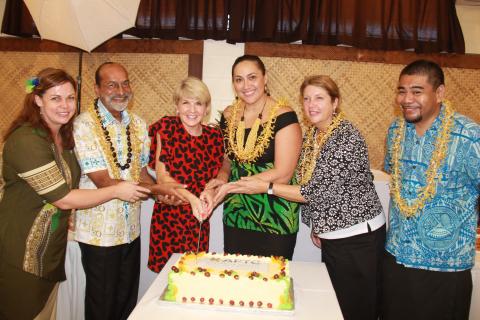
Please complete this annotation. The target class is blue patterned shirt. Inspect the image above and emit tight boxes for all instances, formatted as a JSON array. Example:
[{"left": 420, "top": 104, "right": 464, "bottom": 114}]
[{"left": 385, "top": 105, "right": 480, "bottom": 271}]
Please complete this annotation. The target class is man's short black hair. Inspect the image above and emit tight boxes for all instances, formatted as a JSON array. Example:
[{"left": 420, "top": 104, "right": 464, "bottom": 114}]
[{"left": 399, "top": 59, "right": 445, "bottom": 89}]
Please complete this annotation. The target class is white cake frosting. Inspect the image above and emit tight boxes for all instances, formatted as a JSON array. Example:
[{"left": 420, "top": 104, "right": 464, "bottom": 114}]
[{"left": 163, "top": 252, "right": 293, "bottom": 310}]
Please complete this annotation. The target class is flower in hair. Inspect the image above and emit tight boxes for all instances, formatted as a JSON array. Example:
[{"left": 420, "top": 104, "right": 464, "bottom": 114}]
[{"left": 25, "top": 77, "right": 40, "bottom": 93}]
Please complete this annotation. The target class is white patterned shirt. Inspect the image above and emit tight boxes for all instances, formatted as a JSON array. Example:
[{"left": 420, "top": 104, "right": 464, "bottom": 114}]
[
  {"left": 73, "top": 101, "right": 149, "bottom": 246},
  {"left": 300, "top": 120, "right": 384, "bottom": 234}
]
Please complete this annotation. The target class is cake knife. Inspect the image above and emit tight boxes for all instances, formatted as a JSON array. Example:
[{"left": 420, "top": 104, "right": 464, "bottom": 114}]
[
  {"left": 195, "top": 220, "right": 202, "bottom": 264},
  {"left": 196, "top": 220, "right": 202, "bottom": 254}
]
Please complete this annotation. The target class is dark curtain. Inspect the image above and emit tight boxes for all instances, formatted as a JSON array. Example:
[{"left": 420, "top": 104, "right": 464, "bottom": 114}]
[
  {"left": 131, "top": 0, "right": 227, "bottom": 40},
  {"left": 226, "top": 0, "right": 310, "bottom": 43},
  {"left": 1, "top": 1, "right": 38, "bottom": 37},
  {"left": 1, "top": 0, "right": 464, "bottom": 53},
  {"left": 225, "top": 0, "right": 464, "bottom": 53}
]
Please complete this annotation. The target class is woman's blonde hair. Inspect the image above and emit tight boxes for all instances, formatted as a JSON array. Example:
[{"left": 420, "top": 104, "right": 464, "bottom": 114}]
[{"left": 173, "top": 76, "right": 211, "bottom": 113}]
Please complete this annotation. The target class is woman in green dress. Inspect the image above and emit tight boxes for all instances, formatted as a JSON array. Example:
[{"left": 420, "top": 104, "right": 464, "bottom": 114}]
[
  {"left": 0, "top": 68, "right": 149, "bottom": 320},
  {"left": 206, "top": 55, "right": 302, "bottom": 259}
]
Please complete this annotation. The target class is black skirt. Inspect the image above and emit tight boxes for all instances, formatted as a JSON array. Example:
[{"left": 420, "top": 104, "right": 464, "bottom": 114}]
[{"left": 223, "top": 224, "right": 297, "bottom": 260}]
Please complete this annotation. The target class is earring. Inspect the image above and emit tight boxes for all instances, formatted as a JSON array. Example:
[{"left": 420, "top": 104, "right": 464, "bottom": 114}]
[
  {"left": 264, "top": 85, "right": 270, "bottom": 96},
  {"left": 235, "top": 95, "right": 238, "bottom": 100}
]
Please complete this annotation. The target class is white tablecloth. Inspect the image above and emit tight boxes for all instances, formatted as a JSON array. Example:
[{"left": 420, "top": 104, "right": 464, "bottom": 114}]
[{"left": 129, "top": 253, "right": 343, "bottom": 320}]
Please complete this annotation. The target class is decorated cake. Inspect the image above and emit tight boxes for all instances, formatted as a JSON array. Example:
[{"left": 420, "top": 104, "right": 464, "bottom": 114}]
[{"left": 163, "top": 252, "right": 294, "bottom": 310}]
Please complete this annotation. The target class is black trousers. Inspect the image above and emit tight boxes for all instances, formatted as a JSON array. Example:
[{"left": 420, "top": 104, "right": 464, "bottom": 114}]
[
  {"left": 223, "top": 224, "right": 297, "bottom": 260},
  {"left": 382, "top": 251, "right": 472, "bottom": 320},
  {"left": 79, "top": 237, "right": 140, "bottom": 320},
  {"left": 321, "top": 224, "right": 386, "bottom": 320}
]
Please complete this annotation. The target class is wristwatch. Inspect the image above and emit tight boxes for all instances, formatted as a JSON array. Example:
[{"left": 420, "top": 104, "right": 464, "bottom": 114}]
[{"left": 267, "top": 182, "right": 274, "bottom": 195}]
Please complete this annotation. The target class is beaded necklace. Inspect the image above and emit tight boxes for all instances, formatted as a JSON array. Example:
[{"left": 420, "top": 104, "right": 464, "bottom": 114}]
[
  {"left": 296, "top": 112, "right": 345, "bottom": 185},
  {"left": 225, "top": 98, "right": 281, "bottom": 163},
  {"left": 390, "top": 101, "right": 454, "bottom": 218},
  {"left": 89, "top": 102, "right": 141, "bottom": 182}
]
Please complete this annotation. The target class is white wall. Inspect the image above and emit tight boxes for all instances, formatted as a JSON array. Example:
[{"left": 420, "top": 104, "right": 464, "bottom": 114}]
[
  {"left": 0, "top": 0, "right": 6, "bottom": 36},
  {"left": 456, "top": 4, "right": 480, "bottom": 54},
  {"left": 202, "top": 40, "right": 244, "bottom": 123}
]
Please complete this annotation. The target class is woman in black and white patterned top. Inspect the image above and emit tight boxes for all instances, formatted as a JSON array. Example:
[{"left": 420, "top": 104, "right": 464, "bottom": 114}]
[{"left": 229, "top": 75, "right": 386, "bottom": 320}]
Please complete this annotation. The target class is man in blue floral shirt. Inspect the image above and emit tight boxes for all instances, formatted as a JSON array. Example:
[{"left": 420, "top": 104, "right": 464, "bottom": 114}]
[{"left": 383, "top": 60, "right": 480, "bottom": 320}]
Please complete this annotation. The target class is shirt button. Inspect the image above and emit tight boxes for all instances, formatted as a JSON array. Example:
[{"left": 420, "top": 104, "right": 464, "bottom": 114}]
[{"left": 412, "top": 165, "right": 416, "bottom": 169}]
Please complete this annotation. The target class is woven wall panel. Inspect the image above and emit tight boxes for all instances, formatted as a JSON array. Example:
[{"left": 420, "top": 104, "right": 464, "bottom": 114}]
[
  {"left": 263, "top": 57, "right": 480, "bottom": 170},
  {"left": 443, "top": 67, "right": 480, "bottom": 124}
]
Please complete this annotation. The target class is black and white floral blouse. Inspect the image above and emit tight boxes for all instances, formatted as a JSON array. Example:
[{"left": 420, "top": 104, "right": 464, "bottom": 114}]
[{"left": 299, "top": 120, "right": 383, "bottom": 235}]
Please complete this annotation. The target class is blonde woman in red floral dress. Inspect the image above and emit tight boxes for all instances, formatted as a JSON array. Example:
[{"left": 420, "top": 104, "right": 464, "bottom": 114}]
[{"left": 147, "top": 77, "right": 224, "bottom": 272}]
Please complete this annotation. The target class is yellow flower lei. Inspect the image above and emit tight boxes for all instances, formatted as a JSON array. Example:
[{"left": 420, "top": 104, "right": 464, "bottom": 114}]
[
  {"left": 296, "top": 112, "right": 345, "bottom": 185},
  {"left": 89, "top": 103, "right": 141, "bottom": 182},
  {"left": 390, "top": 101, "right": 454, "bottom": 218},
  {"left": 225, "top": 98, "right": 282, "bottom": 163}
]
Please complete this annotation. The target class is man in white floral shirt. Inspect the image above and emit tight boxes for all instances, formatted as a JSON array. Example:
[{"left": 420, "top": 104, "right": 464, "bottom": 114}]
[{"left": 73, "top": 62, "right": 184, "bottom": 320}]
